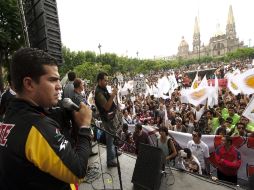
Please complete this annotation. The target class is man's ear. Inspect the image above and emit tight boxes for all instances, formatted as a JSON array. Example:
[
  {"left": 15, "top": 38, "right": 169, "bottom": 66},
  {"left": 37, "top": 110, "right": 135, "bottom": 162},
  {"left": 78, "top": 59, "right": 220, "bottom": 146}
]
[{"left": 23, "top": 77, "right": 35, "bottom": 92}]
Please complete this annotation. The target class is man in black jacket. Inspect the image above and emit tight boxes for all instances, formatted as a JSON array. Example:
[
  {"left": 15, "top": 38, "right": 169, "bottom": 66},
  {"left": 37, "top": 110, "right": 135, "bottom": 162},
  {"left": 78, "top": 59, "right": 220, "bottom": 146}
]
[
  {"left": 0, "top": 48, "right": 92, "bottom": 190},
  {"left": 94, "top": 72, "right": 121, "bottom": 167}
]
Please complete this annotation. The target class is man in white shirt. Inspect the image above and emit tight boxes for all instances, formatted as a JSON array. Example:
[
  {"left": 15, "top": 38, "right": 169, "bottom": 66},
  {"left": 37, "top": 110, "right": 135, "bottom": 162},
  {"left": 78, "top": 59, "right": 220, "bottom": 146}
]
[{"left": 187, "top": 131, "right": 210, "bottom": 175}]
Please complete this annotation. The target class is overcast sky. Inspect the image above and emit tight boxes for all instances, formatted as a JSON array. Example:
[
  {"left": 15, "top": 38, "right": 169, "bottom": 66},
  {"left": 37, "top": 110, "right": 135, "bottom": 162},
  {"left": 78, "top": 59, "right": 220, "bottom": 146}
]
[{"left": 56, "top": 0, "right": 254, "bottom": 59}]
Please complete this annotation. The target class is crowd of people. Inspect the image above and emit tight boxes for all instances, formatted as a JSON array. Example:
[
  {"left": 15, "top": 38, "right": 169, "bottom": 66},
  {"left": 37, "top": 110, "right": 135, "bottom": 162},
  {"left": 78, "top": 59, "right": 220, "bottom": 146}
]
[{"left": 0, "top": 47, "right": 253, "bottom": 189}]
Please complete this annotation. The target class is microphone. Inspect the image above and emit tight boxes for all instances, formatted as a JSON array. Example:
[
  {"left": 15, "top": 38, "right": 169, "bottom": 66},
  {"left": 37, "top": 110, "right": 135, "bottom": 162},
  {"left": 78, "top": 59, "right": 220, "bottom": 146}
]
[{"left": 62, "top": 98, "right": 80, "bottom": 111}]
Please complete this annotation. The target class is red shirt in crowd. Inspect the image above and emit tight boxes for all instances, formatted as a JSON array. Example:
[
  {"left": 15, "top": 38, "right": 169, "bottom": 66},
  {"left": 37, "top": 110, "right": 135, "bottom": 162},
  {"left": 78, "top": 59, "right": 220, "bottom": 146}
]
[{"left": 215, "top": 145, "right": 241, "bottom": 176}]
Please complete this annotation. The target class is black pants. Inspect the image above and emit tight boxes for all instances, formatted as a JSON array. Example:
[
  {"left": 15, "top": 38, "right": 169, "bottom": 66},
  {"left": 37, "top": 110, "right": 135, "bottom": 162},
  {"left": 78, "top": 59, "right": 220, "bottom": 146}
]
[{"left": 217, "top": 170, "right": 237, "bottom": 184}]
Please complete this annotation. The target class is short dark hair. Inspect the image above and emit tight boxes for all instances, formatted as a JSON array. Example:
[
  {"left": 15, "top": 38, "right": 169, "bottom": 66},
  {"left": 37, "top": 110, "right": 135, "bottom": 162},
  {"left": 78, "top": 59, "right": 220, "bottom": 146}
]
[
  {"left": 73, "top": 78, "right": 83, "bottom": 89},
  {"left": 11, "top": 48, "right": 57, "bottom": 94},
  {"left": 236, "top": 122, "right": 245, "bottom": 128},
  {"left": 97, "top": 72, "right": 108, "bottom": 82},
  {"left": 192, "top": 130, "right": 202, "bottom": 138},
  {"left": 135, "top": 123, "right": 142, "bottom": 131},
  {"left": 225, "top": 117, "right": 233, "bottom": 123},
  {"left": 158, "top": 126, "right": 169, "bottom": 136},
  {"left": 183, "top": 148, "right": 192, "bottom": 159},
  {"left": 216, "top": 127, "right": 227, "bottom": 135},
  {"left": 68, "top": 71, "right": 76, "bottom": 81}
]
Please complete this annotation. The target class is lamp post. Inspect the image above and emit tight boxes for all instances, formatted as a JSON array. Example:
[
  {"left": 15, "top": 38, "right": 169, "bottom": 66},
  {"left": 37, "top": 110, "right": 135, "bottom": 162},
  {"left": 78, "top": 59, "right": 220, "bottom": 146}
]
[
  {"left": 136, "top": 51, "right": 139, "bottom": 59},
  {"left": 98, "top": 43, "right": 102, "bottom": 56}
]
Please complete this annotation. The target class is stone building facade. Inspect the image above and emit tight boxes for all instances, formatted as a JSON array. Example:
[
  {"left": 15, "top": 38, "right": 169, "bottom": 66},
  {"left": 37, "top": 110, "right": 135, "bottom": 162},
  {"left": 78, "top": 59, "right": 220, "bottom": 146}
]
[{"left": 177, "top": 5, "right": 244, "bottom": 59}]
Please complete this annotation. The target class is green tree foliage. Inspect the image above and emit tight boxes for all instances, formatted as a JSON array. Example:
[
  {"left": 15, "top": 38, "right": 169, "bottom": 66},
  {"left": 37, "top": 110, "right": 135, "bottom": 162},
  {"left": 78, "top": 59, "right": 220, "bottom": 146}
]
[
  {"left": 61, "top": 46, "right": 254, "bottom": 85},
  {"left": 74, "top": 62, "right": 111, "bottom": 83},
  {"left": 226, "top": 48, "right": 254, "bottom": 61},
  {"left": 0, "top": 0, "right": 25, "bottom": 90}
]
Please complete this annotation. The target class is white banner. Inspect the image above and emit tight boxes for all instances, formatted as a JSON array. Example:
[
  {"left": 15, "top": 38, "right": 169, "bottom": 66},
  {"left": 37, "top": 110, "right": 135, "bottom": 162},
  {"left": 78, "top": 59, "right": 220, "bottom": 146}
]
[
  {"left": 130, "top": 125, "right": 254, "bottom": 181},
  {"left": 133, "top": 77, "right": 146, "bottom": 94}
]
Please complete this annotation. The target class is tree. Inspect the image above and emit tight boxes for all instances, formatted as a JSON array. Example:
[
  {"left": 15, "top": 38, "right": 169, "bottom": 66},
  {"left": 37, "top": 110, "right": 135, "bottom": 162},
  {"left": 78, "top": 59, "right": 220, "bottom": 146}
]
[
  {"left": 0, "top": 0, "right": 24, "bottom": 91},
  {"left": 59, "top": 46, "right": 76, "bottom": 76},
  {"left": 74, "top": 62, "right": 111, "bottom": 83}
]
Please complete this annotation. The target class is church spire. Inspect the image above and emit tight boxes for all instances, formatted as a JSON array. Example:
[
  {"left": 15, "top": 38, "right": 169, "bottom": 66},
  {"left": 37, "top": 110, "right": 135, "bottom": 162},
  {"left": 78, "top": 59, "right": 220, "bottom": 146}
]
[
  {"left": 226, "top": 5, "right": 236, "bottom": 39},
  {"left": 193, "top": 16, "right": 200, "bottom": 52},
  {"left": 194, "top": 16, "right": 200, "bottom": 34},
  {"left": 227, "top": 5, "right": 235, "bottom": 25}
]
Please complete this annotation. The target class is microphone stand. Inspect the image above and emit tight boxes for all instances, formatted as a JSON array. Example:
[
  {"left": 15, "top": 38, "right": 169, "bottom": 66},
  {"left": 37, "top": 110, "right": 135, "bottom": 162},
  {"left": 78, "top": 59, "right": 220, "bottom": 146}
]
[{"left": 91, "top": 123, "right": 135, "bottom": 190}]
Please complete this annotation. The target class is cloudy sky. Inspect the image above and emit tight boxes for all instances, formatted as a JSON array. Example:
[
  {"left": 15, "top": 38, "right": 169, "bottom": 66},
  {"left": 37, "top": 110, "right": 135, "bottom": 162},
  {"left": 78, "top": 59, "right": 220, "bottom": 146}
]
[{"left": 56, "top": 0, "right": 254, "bottom": 59}]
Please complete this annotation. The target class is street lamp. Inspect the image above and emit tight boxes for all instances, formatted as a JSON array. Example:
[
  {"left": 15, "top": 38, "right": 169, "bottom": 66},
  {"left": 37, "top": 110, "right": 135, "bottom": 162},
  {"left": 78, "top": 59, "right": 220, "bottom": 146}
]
[
  {"left": 98, "top": 43, "right": 102, "bottom": 56},
  {"left": 136, "top": 51, "right": 139, "bottom": 58}
]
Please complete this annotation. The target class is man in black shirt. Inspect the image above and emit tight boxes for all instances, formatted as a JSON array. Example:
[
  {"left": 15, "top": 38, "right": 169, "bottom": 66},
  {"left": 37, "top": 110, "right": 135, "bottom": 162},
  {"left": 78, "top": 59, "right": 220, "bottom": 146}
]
[{"left": 94, "top": 72, "right": 121, "bottom": 167}]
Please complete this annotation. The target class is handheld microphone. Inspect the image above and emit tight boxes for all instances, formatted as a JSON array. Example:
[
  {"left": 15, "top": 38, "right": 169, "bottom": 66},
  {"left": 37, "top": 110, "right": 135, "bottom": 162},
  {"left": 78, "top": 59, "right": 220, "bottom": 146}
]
[{"left": 62, "top": 98, "right": 80, "bottom": 111}]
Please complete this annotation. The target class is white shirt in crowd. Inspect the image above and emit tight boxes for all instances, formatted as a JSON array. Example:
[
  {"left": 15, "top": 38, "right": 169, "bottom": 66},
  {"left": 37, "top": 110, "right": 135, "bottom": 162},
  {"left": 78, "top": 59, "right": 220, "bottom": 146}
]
[{"left": 187, "top": 140, "right": 209, "bottom": 170}]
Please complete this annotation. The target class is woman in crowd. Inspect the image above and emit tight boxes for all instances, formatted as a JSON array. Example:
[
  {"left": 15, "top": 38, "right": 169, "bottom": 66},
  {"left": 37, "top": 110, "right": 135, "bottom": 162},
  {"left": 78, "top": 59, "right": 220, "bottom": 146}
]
[{"left": 156, "top": 127, "right": 177, "bottom": 166}]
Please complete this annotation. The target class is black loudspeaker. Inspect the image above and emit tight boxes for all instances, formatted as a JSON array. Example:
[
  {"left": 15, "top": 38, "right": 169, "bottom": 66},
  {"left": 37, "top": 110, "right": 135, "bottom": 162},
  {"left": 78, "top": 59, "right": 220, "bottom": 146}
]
[
  {"left": 132, "top": 143, "right": 165, "bottom": 190},
  {"left": 22, "top": 0, "right": 63, "bottom": 65},
  {"left": 249, "top": 174, "right": 254, "bottom": 190}
]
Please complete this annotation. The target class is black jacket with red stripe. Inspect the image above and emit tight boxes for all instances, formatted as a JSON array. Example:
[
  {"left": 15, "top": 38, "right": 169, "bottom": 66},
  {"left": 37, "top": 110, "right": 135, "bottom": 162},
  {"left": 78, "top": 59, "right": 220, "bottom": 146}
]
[{"left": 0, "top": 98, "right": 91, "bottom": 190}]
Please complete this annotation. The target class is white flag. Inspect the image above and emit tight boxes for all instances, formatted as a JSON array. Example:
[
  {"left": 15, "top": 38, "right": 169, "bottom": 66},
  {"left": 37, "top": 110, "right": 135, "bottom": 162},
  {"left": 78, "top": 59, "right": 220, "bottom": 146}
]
[
  {"left": 243, "top": 96, "right": 254, "bottom": 122},
  {"left": 199, "top": 75, "right": 208, "bottom": 88},
  {"left": 238, "top": 69, "right": 254, "bottom": 95},
  {"left": 184, "top": 86, "right": 209, "bottom": 107},
  {"left": 191, "top": 72, "right": 199, "bottom": 89},
  {"left": 227, "top": 73, "right": 241, "bottom": 95}
]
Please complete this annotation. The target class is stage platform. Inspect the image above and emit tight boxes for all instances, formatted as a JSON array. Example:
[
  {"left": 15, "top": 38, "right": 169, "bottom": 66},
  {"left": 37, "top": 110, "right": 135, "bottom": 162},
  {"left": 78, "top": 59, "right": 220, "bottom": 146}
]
[{"left": 79, "top": 144, "right": 247, "bottom": 190}]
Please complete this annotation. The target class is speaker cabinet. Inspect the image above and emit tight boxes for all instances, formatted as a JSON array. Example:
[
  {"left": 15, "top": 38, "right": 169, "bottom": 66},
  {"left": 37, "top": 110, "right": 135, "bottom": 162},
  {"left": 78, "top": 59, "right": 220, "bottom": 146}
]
[
  {"left": 22, "top": 0, "right": 63, "bottom": 65},
  {"left": 132, "top": 143, "right": 165, "bottom": 190},
  {"left": 249, "top": 174, "right": 254, "bottom": 190}
]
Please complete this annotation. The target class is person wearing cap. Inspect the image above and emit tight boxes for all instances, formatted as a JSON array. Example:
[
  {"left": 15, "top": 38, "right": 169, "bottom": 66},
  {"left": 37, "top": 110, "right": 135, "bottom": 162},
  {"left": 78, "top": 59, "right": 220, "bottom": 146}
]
[
  {"left": 187, "top": 131, "right": 210, "bottom": 175},
  {"left": 215, "top": 135, "right": 241, "bottom": 184}
]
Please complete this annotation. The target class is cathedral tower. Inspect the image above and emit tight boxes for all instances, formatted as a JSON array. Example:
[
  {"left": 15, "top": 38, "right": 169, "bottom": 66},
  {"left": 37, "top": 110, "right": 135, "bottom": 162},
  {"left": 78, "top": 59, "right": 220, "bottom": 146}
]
[
  {"left": 193, "top": 16, "right": 201, "bottom": 52},
  {"left": 226, "top": 5, "right": 236, "bottom": 39}
]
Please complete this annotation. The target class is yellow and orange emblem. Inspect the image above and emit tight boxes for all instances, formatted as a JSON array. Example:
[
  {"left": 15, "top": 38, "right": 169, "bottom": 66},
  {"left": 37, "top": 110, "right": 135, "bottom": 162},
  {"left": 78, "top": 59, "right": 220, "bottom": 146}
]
[
  {"left": 190, "top": 88, "right": 206, "bottom": 100},
  {"left": 193, "top": 81, "right": 199, "bottom": 89},
  {"left": 230, "top": 81, "right": 238, "bottom": 90},
  {"left": 245, "top": 75, "right": 254, "bottom": 89}
]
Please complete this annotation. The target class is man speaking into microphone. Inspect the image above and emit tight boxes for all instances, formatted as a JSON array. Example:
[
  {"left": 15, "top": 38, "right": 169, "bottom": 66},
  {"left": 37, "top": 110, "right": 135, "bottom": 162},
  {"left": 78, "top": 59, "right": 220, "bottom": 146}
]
[
  {"left": 94, "top": 72, "right": 121, "bottom": 167},
  {"left": 0, "top": 48, "right": 92, "bottom": 190}
]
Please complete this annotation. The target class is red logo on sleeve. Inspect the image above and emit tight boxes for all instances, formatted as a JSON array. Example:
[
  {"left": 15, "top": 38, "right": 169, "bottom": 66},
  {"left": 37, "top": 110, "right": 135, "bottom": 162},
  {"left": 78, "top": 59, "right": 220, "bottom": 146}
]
[{"left": 0, "top": 123, "right": 14, "bottom": 146}]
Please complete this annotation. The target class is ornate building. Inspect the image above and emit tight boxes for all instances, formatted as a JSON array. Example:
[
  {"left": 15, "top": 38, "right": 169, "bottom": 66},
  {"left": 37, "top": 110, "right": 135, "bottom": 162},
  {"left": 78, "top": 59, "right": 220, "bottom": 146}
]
[{"left": 177, "top": 5, "right": 244, "bottom": 59}]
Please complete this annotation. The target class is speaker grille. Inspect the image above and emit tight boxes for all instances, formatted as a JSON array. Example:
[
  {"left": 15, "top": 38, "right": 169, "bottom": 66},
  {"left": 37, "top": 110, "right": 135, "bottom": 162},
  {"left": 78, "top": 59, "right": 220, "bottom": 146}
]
[
  {"left": 22, "top": 0, "right": 63, "bottom": 65},
  {"left": 132, "top": 143, "right": 165, "bottom": 190}
]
